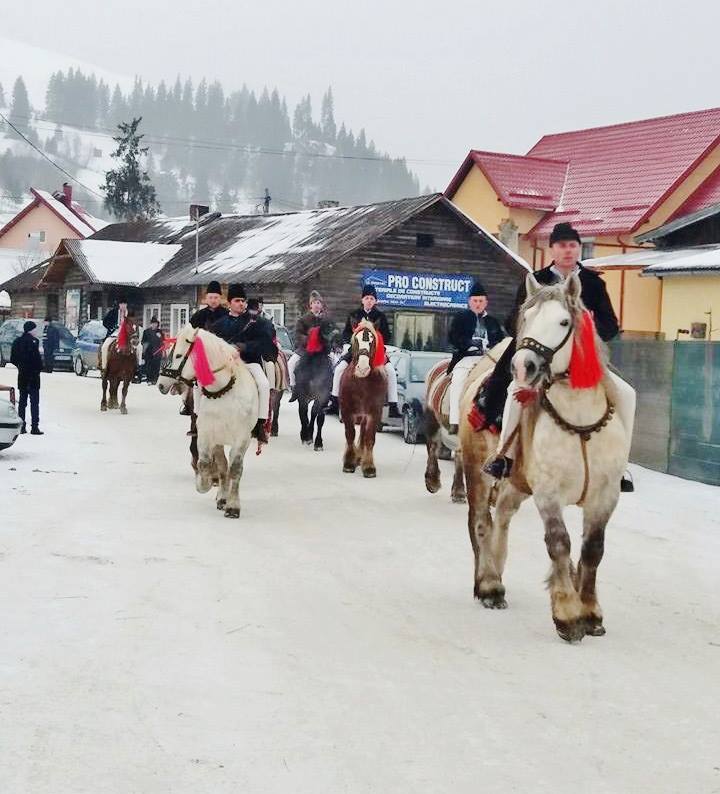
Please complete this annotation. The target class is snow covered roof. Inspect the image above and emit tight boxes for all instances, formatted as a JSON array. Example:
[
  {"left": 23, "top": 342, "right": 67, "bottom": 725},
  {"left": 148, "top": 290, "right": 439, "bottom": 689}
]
[
  {"left": 31, "top": 189, "right": 96, "bottom": 237},
  {"left": 43, "top": 239, "right": 181, "bottom": 287},
  {"left": 585, "top": 244, "right": 720, "bottom": 276}
]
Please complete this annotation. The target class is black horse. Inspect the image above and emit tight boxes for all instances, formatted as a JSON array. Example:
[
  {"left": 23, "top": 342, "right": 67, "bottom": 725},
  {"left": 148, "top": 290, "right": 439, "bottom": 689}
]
[{"left": 294, "top": 321, "right": 336, "bottom": 451}]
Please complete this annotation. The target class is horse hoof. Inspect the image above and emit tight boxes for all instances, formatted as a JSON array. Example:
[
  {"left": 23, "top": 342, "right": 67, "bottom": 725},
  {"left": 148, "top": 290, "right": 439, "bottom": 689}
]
[
  {"left": 216, "top": 499, "right": 226, "bottom": 510},
  {"left": 120, "top": 407, "right": 127, "bottom": 415},
  {"left": 451, "top": 492, "right": 467, "bottom": 504},
  {"left": 314, "top": 445, "right": 323, "bottom": 452},
  {"left": 585, "top": 617, "right": 606, "bottom": 637},
  {"left": 475, "top": 583, "right": 507, "bottom": 609},
  {"left": 224, "top": 507, "right": 240, "bottom": 519},
  {"left": 343, "top": 465, "right": 356, "bottom": 474},
  {"left": 425, "top": 478, "right": 441, "bottom": 494},
  {"left": 302, "top": 439, "right": 312, "bottom": 446},
  {"left": 362, "top": 468, "right": 376, "bottom": 479},
  {"left": 100, "top": 405, "right": 107, "bottom": 412},
  {"left": 271, "top": 430, "right": 279, "bottom": 437},
  {"left": 554, "top": 619, "right": 586, "bottom": 644}
]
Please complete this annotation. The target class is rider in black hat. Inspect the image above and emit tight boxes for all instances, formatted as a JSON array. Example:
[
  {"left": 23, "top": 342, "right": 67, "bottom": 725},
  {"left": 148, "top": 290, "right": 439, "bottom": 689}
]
[
  {"left": 190, "top": 280, "right": 229, "bottom": 329},
  {"left": 103, "top": 294, "right": 129, "bottom": 337},
  {"left": 447, "top": 280, "right": 506, "bottom": 433},
  {"left": 329, "top": 283, "right": 400, "bottom": 417}
]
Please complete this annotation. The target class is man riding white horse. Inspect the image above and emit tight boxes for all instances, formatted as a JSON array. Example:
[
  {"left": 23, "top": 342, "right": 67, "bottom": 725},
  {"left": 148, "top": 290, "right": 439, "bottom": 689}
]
[
  {"left": 329, "top": 283, "right": 400, "bottom": 417},
  {"left": 210, "top": 283, "right": 274, "bottom": 444},
  {"left": 447, "top": 280, "right": 506, "bottom": 434},
  {"left": 288, "top": 290, "right": 328, "bottom": 401},
  {"left": 479, "top": 222, "right": 636, "bottom": 491}
]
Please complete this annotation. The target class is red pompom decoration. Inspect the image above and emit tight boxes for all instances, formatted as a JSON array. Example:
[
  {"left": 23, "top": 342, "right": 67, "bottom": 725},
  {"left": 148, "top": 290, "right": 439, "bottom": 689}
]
[
  {"left": 306, "top": 325, "right": 323, "bottom": 353},
  {"left": 569, "top": 311, "right": 603, "bottom": 389}
]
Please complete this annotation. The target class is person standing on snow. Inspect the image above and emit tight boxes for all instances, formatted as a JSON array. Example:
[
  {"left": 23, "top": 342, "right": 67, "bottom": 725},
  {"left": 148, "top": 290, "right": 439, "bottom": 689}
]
[{"left": 10, "top": 320, "right": 44, "bottom": 435}]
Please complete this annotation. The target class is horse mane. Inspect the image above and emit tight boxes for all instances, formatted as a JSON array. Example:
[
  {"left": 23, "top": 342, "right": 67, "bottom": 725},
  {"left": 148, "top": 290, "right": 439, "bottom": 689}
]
[{"left": 178, "top": 324, "right": 242, "bottom": 375}]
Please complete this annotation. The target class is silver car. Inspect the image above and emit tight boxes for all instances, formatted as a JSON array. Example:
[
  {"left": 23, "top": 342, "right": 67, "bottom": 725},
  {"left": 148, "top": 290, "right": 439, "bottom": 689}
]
[
  {"left": 0, "top": 385, "right": 23, "bottom": 451},
  {"left": 72, "top": 320, "right": 108, "bottom": 376},
  {"left": 383, "top": 349, "right": 449, "bottom": 443}
]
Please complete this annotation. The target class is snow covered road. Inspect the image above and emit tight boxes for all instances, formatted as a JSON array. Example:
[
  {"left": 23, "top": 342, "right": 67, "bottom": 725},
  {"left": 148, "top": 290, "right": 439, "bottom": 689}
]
[{"left": 1, "top": 371, "right": 719, "bottom": 793}]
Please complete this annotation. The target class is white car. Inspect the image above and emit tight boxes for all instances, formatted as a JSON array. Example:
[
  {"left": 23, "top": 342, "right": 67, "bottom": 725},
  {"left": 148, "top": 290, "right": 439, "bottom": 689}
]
[{"left": 0, "top": 385, "right": 23, "bottom": 451}]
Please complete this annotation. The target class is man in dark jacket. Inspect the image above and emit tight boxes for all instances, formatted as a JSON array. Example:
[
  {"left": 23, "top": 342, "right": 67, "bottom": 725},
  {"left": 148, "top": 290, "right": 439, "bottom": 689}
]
[
  {"left": 210, "top": 283, "right": 273, "bottom": 443},
  {"left": 10, "top": 320, "right": 44, "bottom": 435},
  {"left": 288, "top": 290, "right": 327, "bottom": 400},
  {"left": 447, "top": 280, "right": 506, "bottom": 433},
  {"left": 481, "top": 222, "right": 635, "bottom": 490},
  {"left": 141, "top": 317, "right": 165, "bottom": 385},
  {"left": 103, "top": 296, "right": 128, "bottom": 337},
  {"left": 190, "top": 280, "right": 229, "bottom": 329},
  {"left": 43, "top": 316, "right": 60, "bottom": 373},
  {"left": 329, "top": 283, "right": 400, "bottom": 417}
]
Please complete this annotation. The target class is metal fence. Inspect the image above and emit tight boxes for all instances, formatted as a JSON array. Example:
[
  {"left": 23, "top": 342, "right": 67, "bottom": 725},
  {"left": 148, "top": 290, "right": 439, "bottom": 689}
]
[{"left": 609, "top": 340, "right": 720, "bottom": 485}]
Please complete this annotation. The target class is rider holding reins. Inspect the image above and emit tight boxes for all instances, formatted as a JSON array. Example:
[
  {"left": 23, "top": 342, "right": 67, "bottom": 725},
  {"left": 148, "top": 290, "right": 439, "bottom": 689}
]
[
  {"left": 288, "top": 290, "right": 328, "bottom": 401},
  {"left": 480, "top": 222, "right": 635, "bottom": 490},
  {"left": 329, "top": 284, "right": 400, "bottom": 417}
]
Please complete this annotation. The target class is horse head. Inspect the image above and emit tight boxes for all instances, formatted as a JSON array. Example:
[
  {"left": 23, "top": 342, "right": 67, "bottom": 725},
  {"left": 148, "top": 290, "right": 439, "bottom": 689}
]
[
  {"left": 117, "top": 318, "right": 140, "bottom": 356},
  {"left": 513, "top": 272, "right": 605, "bottom": 390},
  {"left": 157, "top": 324, "right": 200, "bottom": 394},
  {"left": 350, "top": 319, "right": 381, "bottom": 379}
]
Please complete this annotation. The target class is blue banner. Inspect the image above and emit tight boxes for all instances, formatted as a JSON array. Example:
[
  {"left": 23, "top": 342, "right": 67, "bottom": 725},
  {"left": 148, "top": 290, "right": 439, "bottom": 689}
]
[{"left": 361, "top": 269, "right": 474, "bottom": 309}]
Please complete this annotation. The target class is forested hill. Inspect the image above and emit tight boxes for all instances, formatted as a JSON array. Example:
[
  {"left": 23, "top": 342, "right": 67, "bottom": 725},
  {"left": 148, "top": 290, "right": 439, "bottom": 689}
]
[{"left": 0, "top": 70, "right": 421, "bottom": 219}]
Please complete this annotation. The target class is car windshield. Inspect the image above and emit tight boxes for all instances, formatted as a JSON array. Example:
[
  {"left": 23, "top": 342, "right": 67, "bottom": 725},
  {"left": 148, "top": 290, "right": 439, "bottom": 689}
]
[
  {"left": 410, "top": 355, "right": 447, "bottom": 382},
  {"left": 276, "top": 326, "right": 292, "bottom": 349},
  {"left": 52, "top": 324, "right": 76, "bottom": 345},
  {"left": 80, "top": 323, "right": 107, "bottom": 341}
]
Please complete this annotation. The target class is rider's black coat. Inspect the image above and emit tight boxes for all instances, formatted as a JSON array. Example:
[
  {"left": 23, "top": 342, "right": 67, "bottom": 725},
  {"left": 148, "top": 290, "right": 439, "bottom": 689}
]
[
  {"left": 210, "top": 312, "right": 276, "bottom": 366},
  {"left": 447, "top": 311, "right": 506, "bottom": 374},
  {"left": 190, "top": 305, "right": 229, "bottom": 330},
  {"left": 342, "top": 307, "right": 392, "bottom": 345}
]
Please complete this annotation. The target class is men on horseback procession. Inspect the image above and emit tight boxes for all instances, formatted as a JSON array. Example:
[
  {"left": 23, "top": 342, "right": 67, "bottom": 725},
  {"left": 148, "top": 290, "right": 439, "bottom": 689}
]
[
  {"left": 447, "top": 280, "right": 506, "bottom": 433},
  {"left": 477, "top": 222, "right": 635, "bottom": 490},
  {"left": 210, "top": 283, "right": 274, "bottom": 444},
  {"left": 189, "top": 280, "right": 228, "bottom": 330},
  {"left": 102, "top": 296, "right": 128, "bottom": 338},
  {"left": 288, "top": 290, "right": 327, "bottom": 401},
  {"left": 328, "top": 284, "right": 400, "bottom": 417},
  {"left": 247, "top": 297, "right": 279, "bottom": 392}
]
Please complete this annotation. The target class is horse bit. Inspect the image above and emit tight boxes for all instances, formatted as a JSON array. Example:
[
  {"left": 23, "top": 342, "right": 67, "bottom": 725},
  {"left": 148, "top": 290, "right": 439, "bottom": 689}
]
[{"left": 160, "top": 336, "right": 235, "bottom": 399}]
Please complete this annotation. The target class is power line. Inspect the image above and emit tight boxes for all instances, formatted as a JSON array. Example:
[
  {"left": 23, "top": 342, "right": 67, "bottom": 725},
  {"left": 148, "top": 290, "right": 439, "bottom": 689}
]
[{"left": 0, "top": 112, "right": 104, "bottom": 199}]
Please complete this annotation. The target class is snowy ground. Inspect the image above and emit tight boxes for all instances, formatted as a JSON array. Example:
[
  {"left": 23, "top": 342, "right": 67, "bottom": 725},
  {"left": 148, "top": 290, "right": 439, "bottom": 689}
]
[{"left": 1, "top": 370, "right": 718, "bottom": 793}]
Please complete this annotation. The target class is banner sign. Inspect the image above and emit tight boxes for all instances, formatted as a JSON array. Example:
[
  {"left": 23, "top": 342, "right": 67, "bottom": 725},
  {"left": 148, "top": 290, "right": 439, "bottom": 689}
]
[{"left": 361, "top": 269, "right": 474, "bottom": 309}]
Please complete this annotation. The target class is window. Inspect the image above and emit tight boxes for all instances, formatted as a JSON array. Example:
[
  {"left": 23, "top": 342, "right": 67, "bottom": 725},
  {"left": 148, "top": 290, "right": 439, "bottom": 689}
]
[
  {"left": 144, "top": 303, "right": 162, "bottom": 328},
  {"left": 264, "top": 302, "right": 285, "bottom": 326},
  {"left": 581, "top": 240, "right": 595, "bottom": 260},
  {"left": 170, "top": 304, "right": 190, "bottom": 336},
  {"left": 395, "top": 312, "right": 436, "bottom": 351},
  {"left": 416, "top": 233, "right": 434, "bottom": 248}
]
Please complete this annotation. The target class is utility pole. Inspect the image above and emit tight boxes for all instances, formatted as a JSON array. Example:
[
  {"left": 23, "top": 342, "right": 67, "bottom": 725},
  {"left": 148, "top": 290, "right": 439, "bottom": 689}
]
[{"left": 189, "top": 203, "right": 209, "bottom": 274}]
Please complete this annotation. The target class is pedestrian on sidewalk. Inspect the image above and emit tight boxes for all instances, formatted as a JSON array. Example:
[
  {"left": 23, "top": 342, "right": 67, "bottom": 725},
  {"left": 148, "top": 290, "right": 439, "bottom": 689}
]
[
  {"left": 141, "top": 317, "right": 165, "bottom": 385},
  {"left": 10, "top": 320, "right": 44, "bottom": 435},
  {"left": 43, "top": 316, "right": 60, "bottom": 373}
]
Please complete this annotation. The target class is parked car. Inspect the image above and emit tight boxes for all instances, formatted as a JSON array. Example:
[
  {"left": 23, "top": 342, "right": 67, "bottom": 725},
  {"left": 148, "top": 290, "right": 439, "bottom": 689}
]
[
  {"left": 0, "top": 318, "right": 75, "bottom": 371},
  {"left": 274, "top": 324, "right": 294, "bottom": 357},
  {"left": 383, "top": 349, "right": 449, "bottom": 443},
  {"left": 0, "top": 385, "right": 23, "bottom": 451},
  {"left": 72, "top": 320, "right": 108, "bottom": 376}
]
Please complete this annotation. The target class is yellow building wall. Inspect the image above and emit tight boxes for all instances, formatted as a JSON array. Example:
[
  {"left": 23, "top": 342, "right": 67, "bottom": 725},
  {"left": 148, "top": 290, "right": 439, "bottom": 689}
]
[
  {"left": 659, "top": 276, "right": 720, "bottom": 340},
  {"left": 0, "top": 204, "right": 82, "bottom": 255},
  {"left": 623, "top": 268, "right": 662, "bottom": 333}
]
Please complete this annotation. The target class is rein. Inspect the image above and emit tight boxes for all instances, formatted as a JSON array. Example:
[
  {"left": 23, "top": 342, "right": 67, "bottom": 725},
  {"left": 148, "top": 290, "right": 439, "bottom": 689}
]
[
  {"left": 160, "top": 335, "right": 230, "bottom": 393},
  {"left": 516, "top": 323, "right": 573, "bottom": 371}
]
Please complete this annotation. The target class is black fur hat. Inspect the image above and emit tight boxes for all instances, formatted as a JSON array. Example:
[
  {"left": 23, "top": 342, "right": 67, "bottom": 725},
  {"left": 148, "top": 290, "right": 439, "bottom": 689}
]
[
  {"left": 206, "top": 280, "right": 222, "bottom": 295},
  {"left": 23, "top": 320, "right": 36, "bottom": 333},
  {"left": 361, "top": 283, "right": 377, "bottom": 299},
  {"left": 247, "top": 298, "right": 260, "bottom": 311},
  {"left": 549, "top": 222, "right": 581, "bottom": 245},
  {"left": 469, "top": 281, "right": 487, "bottom": 297},
  {"left": 227, "top": 283, "right": 247, "bottom": 301}
]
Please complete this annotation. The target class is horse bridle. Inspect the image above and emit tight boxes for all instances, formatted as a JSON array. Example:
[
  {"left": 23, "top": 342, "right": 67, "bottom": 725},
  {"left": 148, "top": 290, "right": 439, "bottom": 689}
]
[
  {"left": 160, "top": 333, "right": 233, "bottom": 397},
  {"left": 353, "top": 327, "right": 375, "bottom": 364},
  {"left": 515, "top": 321, "right": 574, "bottom": 381}
]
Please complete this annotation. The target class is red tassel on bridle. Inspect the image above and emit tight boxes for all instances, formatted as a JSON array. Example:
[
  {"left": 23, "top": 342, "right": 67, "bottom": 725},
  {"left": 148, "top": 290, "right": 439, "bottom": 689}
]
[
  {"left": 372, "top": 329, "right": 385, "bottom": 368},
  {"left": 569, "top": 311, "right": 603, "bottom": 389},
  {"left": 191, "top": 335, "right": 215, "bottom": 387},
  {"left": 116, "top": 320, "right": 129, "bottom": 351},
  {"left": 306, "top": 326, "right": 323, "bottom": 353}
]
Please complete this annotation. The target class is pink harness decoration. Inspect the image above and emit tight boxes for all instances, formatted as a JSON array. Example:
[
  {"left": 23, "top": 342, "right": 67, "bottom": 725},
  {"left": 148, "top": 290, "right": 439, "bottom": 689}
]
[
  {"left": 116, "top": 319, "right": 129, "bottom": 351},
  {"left": 569, "top": 310, "right": 603, "bottom": 390},
  {"left": 191, "top": 335, "right": 216, "bottom": 387},
  {"left": 306, "top": 325, "right": 323, "bottom": 353}
]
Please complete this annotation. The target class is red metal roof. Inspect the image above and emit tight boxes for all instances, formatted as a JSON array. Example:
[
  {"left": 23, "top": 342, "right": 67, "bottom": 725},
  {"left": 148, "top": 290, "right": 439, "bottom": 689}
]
[
  {"left": 526, "top": 107, "right": 720, "bottom": 238},
  {"left": 670, "top": 164, "right": 720, "bottom": 219}
]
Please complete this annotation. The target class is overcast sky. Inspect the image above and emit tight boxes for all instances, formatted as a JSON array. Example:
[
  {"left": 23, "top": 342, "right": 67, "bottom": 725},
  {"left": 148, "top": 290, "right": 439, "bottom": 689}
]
[{"left": 3, "top": 0, "right": 720, "bottom": 190}]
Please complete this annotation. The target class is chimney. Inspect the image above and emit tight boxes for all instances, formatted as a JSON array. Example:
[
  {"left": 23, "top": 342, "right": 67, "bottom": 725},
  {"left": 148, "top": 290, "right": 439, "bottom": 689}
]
[
  {"left": 317, "top": 200, "right": 339, "bottom": 209},
  {"left": 62, "top": 182, "right": 72, "bottom": 206}
]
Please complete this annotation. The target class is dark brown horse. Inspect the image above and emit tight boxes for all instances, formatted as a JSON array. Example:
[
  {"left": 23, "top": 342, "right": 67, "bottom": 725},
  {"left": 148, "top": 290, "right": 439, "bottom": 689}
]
[
  {"left": 294, "top": 321, "right": 335, "bottom": 451},
  {"left": 99, "top": 318, "right": 139, "bottom": 414},
  {"left": 339, "top": 320, "right": 387, "bottom": 478}
]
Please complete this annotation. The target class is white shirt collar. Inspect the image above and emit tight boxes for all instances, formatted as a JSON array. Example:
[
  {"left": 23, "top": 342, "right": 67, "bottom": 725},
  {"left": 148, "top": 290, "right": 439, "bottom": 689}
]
[{"left": 550, "top": 263, "right": 580, "bottom": 280}]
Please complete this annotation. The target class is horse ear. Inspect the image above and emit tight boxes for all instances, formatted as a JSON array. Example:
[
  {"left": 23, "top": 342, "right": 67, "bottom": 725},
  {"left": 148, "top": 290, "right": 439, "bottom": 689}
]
[
  {"left": 525, "top": 273, "right": 541, "bottom": 299},
  {"left": 565, "top": 271, "right": 582, "bottom": 302}
]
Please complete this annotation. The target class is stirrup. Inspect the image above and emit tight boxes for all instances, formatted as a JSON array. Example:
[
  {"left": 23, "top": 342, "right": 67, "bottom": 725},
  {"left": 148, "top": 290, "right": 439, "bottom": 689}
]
[
  {"left": 620, "top": 472, "right": 635, "bottom": 493},
  {"left": 483, "top": 455, "right": 513, "bottom": 479}
]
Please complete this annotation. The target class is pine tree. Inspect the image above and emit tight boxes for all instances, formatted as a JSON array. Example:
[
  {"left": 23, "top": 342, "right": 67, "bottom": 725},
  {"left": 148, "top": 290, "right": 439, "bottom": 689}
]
[
  {"left": 321, "top": 87, "right": 337, "bottom": 143},
  {"left": 102, "top": 117, "right": 161, "bottom": 221},
  {"left": 9, "top": 76, "right": 32, "bottom": 133},
  {"left": 0, "top": 82, "right": 6, "bottom": 108}
]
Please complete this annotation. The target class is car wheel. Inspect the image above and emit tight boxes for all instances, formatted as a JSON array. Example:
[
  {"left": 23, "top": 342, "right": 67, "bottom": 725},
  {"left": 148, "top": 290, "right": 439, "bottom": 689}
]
[
  {"left": 74, "top": 356, "right": 87, "bottom": 376},
  {"left": 403, "top": 405, "right": 419, "bottom": 444}
]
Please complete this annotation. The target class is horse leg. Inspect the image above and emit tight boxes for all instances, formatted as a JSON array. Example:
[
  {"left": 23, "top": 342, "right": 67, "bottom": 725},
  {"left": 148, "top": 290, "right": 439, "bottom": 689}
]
[
  {"left": 189, "top": 414, "right": 199, "bottom": 472},
  {"left": 537, "top": 499, "right": 585, "bottom": 643},
  {"left": 424, "top": 412, "right": 442, "bottom": 493},
  {"left": 342, "top": 417, "right": 358, "bottom": 473},
  {"left": 213, "top": 446, "right": 229, "bottom": 511},
  {"left": 577, "top": 499, "right": 616, "bottom": 636},
  {"left": 195, "top": 438, "right": 214, "bottom": 494},
  {"left": 270, "top": 390, "right": 281, "bottom": 437},
  {"left": 360, "top": 415, "right": 377, "bottom": 478},
  {"left": 451, "top": 447, "right": 466, "bottom": 503},
  {"left": 298, "top": 399, "right": 311, "bottom": 445},
  {"left": 464, "top": 460, "right": 501, "bottom": 606},
  {"left": 224, "top": 442, "right": 249, "bottom": 519},
  {"left": 109, "top": 378, "right": 119, "bottom": 409},
  {"left": 100, "top": 374, "right": 108, "bottom": 412},
  {"left": 119, "top": 376, "right": 130, "bottom": 414}
]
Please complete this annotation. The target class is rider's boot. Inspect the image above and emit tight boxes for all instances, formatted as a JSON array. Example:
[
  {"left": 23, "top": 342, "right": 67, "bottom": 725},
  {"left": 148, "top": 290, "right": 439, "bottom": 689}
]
[
  {"left": 252, "top": 418, "right": 269, "bottom": 444},
  {"left": 326, "top": 396, "right": 339, "bottom": 415},
  {"left": 483, "top": 455, "right": 513, "bottom": 479},
  {"left": 388, "top": 402, "right": 401, "bottom": 419},
  {"left": 448, "top": 423, "right": 459, "bottom": 435}
]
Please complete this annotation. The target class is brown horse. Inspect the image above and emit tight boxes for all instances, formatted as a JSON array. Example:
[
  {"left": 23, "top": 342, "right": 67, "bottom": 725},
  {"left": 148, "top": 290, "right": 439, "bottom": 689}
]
[
  {"left": 267, "top": 348, "right": 289, "bottom": 437},
  {"left": 339, "top": 320, "right": 386, "bottom": 478},
  {"left": 99, "top": 318, "right": 139, "bottom": 414},
  {"left": 423, "top": 339, "right": 512, "bottom": 503}
]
